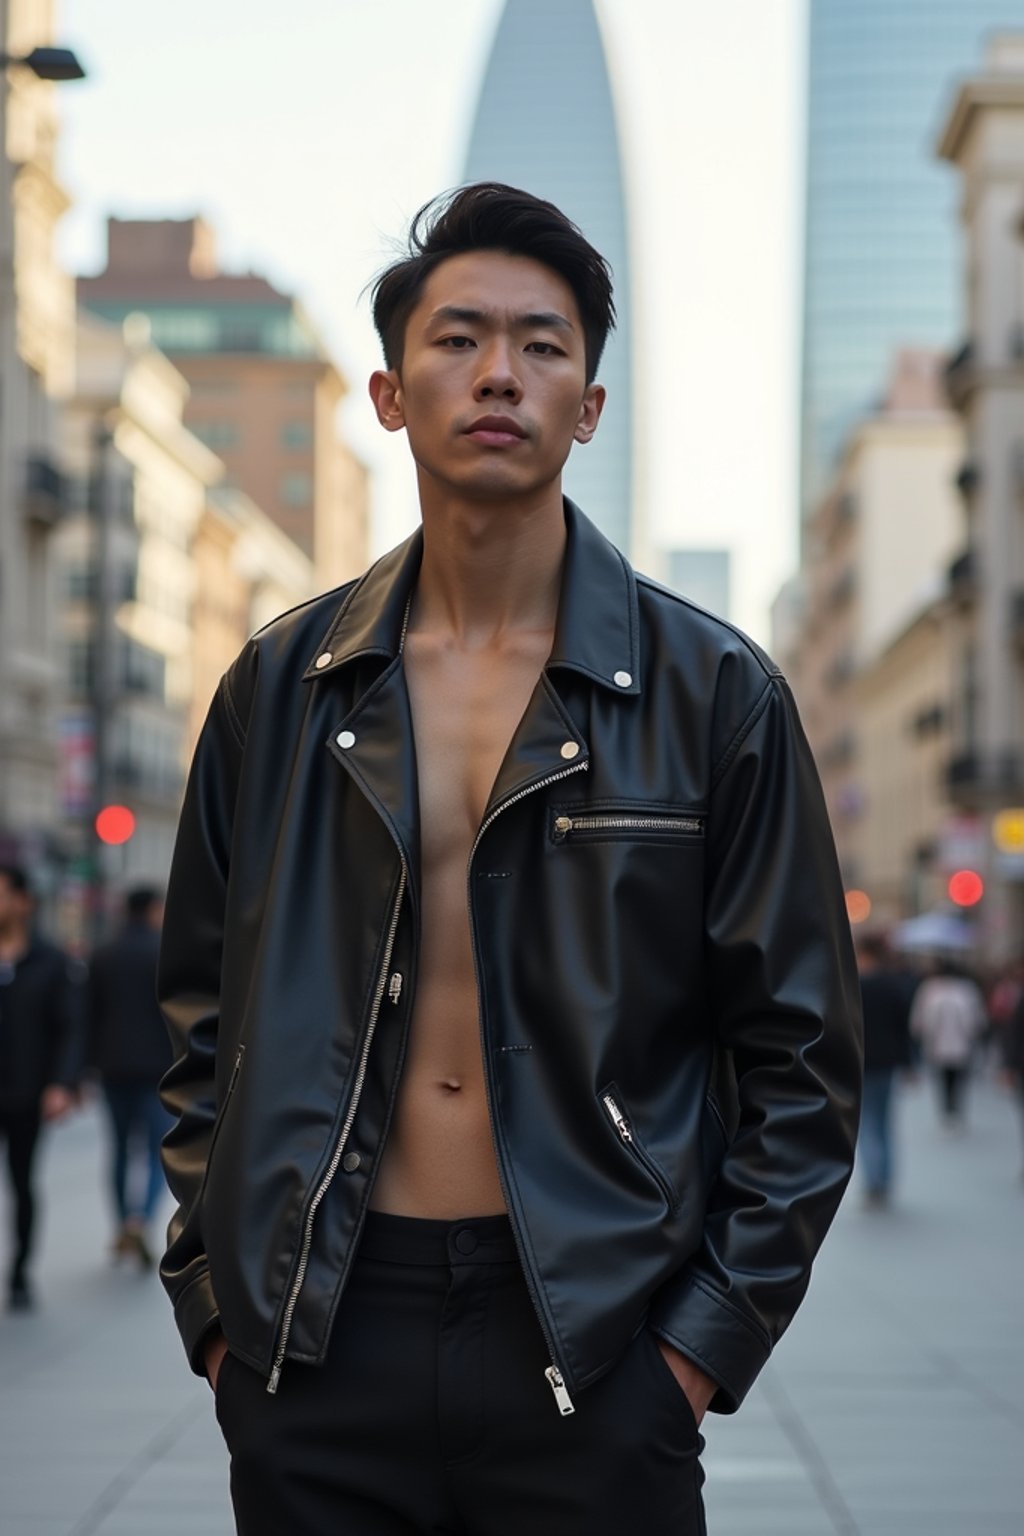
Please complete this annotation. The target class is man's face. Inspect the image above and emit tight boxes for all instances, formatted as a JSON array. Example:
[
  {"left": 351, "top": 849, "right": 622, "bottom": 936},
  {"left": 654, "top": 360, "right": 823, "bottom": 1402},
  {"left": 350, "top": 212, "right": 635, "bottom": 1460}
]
[{"left": 370, "top": 250, "right": 604, "bottom": 502}]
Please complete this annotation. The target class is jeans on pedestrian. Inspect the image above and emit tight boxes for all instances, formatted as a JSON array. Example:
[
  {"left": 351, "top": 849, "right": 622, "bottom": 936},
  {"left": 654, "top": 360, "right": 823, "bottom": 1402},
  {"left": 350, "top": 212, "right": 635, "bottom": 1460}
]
[
  {"left": 858, "top": 1068, "right": 895, "bottom": 1196},
  {"left": 102, "top": 1082, "right": 172, "bottom": 1225}
]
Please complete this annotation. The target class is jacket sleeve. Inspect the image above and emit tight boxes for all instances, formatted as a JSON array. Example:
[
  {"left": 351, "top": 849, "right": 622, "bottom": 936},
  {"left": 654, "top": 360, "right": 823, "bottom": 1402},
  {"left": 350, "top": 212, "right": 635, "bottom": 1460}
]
[
  {"left": 158, "top": 657, "right": 251, "bottom": 1374},
  {"left": 649, "top": 674, "right": 863, "bottom": 1412}
]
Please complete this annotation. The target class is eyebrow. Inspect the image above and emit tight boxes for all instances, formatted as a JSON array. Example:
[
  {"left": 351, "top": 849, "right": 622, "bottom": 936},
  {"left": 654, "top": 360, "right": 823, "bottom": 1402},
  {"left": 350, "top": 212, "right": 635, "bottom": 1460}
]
[{"left": 427, "top": 305, "right": 575, "bottom": 333}]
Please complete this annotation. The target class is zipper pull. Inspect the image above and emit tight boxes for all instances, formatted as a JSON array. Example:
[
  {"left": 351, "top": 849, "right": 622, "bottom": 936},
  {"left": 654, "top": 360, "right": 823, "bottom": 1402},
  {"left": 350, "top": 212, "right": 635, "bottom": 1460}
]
[
  {"left": 267, "top": 1363, "right": 281, "bottom": 1396},
  {"left": 544, "top": 1364, "right": 575, "bottom": 1416},
  {"left": 553, "top": 816, "right": 573, "bottom": 843},
  {"left": 388, "top": 972, "right": 403, "bottom": 1005},
  {"left": 603, "top": 1093, "right": 633, "bottom": 1143}
]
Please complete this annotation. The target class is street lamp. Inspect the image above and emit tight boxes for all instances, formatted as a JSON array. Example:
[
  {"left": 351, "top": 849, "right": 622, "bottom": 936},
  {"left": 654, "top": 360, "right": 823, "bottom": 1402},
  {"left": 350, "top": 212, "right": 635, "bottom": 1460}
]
[{"left": 0, "top": 47, "right": 86, "bottom": 81}]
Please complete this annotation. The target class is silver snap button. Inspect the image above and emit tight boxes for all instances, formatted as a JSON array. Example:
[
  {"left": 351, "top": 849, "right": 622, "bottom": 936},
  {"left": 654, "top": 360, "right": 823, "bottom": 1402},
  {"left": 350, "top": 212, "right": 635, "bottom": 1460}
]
[
  {"left": 613, "top": 670, "right": 632, "bottom": 688},
  {"left": 560, "top": 741, "right": 580, "bottom": 760},
  {"left": 337, "top": 730, "right": 356, "bottom": 749},
  {"left": 342, "top": 1152, "right": 361, "bottom": 1173},
  {"left": 315, "top": 652, "right": 333, "bottom": 670}
]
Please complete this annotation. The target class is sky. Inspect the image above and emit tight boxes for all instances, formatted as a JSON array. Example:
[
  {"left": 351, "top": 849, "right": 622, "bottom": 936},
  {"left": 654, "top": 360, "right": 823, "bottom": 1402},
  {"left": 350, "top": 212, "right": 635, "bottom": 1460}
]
[{"left": 55, "top": 0, "right": 805, "bottom": 645}]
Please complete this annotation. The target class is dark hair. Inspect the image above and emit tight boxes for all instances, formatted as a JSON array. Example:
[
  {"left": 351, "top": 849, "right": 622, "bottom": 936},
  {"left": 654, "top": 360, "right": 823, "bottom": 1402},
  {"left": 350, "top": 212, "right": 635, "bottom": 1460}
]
[
  {"left": 0, "top": 863, "right": 30, "bottom": 896},
  {"left": 125, "top": 885, "right": 162, "bottom": 920},
  {"left": 371, "top": 183, "right": 616, "bottom": 385}
]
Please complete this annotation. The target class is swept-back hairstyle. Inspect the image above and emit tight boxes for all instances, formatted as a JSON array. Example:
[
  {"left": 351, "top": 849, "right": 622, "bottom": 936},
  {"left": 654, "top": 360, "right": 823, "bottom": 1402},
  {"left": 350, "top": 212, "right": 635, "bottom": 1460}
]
[{"left": 370, "top": 183, "right": 616, "bottom": 385}]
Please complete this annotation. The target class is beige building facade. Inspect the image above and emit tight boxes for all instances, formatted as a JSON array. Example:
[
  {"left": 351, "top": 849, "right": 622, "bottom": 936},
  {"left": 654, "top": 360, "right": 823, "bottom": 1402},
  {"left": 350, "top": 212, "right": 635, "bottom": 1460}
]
[
  {"left": 787, "top": 350, "right": 964, "bottom": 889},
  {"left": 78, "top": 217, "right": 369, "bottom": 592},
  {"left": 938, "top": 35, "right": 1024, "bottom": 959},
  {"left": 0, "top": 0, "right": 76, "bottom": 869},
  {"left": 57, "top": 315, "right": 316, "bottom": 943}
]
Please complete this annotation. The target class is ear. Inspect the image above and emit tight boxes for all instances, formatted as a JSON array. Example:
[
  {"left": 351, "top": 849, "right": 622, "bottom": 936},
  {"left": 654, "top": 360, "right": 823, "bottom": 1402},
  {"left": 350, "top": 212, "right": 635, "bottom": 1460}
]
[
  {"left": 369, "top": 369, "right": 406, "bottom": 433},
  {"left": 574, "top": 383, "right": 606, "bottom": 445}
]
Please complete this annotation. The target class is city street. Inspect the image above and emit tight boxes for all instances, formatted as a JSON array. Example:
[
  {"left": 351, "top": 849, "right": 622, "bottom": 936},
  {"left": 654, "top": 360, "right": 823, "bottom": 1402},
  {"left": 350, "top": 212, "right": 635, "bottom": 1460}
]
[{"left": 1, "top": 1069, "right": 1022, "bottom": 1535}]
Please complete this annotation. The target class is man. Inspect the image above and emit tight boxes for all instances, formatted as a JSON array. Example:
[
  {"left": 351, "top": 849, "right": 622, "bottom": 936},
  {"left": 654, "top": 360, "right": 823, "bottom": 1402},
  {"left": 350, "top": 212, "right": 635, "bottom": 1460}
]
[
  {"left": 160, "top": 183, "right": 862, "bottom": 1534},
  {"left": 88, "top": 886, "right": 171, "bottom": 1268},
  {"left": 855, "top": 931, "right": 916, "bottom": 1207},
  {"left": 0, "top": 863, "right": 80, "bottom": 1309}
]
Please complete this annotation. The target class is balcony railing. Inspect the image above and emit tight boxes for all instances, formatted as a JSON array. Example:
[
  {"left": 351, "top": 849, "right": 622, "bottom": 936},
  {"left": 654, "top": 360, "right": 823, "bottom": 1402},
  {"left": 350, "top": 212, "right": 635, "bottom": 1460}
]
[{"left": 946, "top": 748, "right": 1024, "bottom": 800}]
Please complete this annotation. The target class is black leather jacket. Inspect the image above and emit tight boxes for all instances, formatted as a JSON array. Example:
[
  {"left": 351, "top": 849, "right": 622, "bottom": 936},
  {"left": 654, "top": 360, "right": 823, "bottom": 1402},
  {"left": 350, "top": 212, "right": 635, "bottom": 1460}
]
[{"left": 159, "top": 501, "right": 862, "bottom": 1414}]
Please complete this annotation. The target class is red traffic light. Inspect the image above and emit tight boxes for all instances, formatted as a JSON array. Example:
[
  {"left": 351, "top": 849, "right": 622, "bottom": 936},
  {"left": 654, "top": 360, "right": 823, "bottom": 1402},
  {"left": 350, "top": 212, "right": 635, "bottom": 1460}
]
[
  {"left": 947, "top": 869, "right": 983, "bottom": 907},
  {"left": 95, "top": 804, "right": 136, "bottom": 846}
]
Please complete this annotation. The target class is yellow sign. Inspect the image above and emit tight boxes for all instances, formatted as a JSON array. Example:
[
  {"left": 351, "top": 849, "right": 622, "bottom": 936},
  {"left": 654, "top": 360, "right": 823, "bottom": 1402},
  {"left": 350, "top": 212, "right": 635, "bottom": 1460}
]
[{"left": 992, "top": 809, "right": 1024, "bottom": 853}]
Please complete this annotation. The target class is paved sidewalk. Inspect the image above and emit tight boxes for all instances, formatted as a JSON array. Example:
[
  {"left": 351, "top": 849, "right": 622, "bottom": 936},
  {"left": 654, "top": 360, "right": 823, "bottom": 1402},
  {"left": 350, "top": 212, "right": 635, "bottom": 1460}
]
[{"left": 1, "top": 1072, "right": 1022, "bottom": 1534}]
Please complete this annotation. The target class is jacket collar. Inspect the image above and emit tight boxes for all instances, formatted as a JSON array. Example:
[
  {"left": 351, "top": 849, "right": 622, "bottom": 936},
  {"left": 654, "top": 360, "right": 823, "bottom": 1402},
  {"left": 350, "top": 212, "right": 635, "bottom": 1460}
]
[{"left": 303, "top": 498, "right": 640, "bottom": 696}]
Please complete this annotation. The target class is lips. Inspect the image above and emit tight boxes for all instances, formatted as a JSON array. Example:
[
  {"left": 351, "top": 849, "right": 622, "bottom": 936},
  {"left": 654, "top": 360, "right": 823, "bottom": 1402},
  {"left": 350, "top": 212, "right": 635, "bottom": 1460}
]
[{"left": 464, "top": 415, "right": 527, "bottom": 445}]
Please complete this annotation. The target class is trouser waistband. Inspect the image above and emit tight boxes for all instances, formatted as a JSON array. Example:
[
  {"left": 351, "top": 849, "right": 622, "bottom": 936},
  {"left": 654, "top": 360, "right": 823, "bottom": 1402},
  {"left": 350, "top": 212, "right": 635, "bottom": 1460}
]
[{"left": 357, "top": 1209, "right": 518, "bottom": 1265}]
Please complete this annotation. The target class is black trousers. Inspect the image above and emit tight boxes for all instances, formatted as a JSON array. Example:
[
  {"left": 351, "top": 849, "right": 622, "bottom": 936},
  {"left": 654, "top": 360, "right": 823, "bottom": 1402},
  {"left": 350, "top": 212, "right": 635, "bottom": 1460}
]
[
  {"left": 0, "top": 1102, "right": 41, "bottom": 1283},
  {"left": 216, "top": 1212, "right": 707, "bottom": 1535}
]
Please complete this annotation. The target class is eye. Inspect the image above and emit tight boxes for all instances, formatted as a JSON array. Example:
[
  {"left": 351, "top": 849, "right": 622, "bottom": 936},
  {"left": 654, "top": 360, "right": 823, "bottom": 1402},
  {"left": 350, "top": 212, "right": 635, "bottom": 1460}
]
[
  {"left": 525, "top": 341, "right": 563, "bottom": 356},
  {"left": 439, "top": 335, "right": 476, "bottom": 349}
]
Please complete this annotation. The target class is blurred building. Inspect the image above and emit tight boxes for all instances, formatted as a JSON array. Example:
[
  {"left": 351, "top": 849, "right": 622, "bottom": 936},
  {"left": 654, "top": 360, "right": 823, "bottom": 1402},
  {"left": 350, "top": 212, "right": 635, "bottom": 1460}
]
[
  {"left": 783, "top": 349, "right": 963, "bottom": 889},
  {"left": 57, "top": 313, "right": 220, "bottom": 931},
  {"left": 0, "top": 0, "right": 76, "bottom": 874},
  {"left": 78, "top": 216, "right": 368, "bottom": 590},
  {"left": 663, "top": 549, "right": 730, "bottom": 620},
  {"left": 801, "top": 0, "right": 1024, "bottom": 522},
  {"left": 189, "top": 482, "right": 313, "bottom": 761},
  {"left": 56, "top": 313, "right": 314, "bottom": 946},
  {"left": 938, "top": 34, "right": 1024, "bottom": 958},
  {"left": 463, "top": 0, "right": 634, "bottom": 557}
]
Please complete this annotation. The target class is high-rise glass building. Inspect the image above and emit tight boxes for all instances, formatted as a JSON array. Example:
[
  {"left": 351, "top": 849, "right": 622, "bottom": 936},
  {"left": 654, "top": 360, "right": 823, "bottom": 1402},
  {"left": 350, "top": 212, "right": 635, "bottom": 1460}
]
[
  {"left": 463, "top": 0, "right": 633, "bottom": 553},
  {"left": 801, "top": 0, "right": 1024, "bottom": 515}
]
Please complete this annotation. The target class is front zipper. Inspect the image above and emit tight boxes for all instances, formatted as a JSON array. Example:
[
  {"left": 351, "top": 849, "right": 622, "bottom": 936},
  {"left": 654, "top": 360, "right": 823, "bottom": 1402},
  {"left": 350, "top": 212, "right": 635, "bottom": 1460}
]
[
  {"left": 467, "top": 754, "right": 589, "bottom": 1416},
  {"left": 552, "top": 812, "right": 704, "bottom": 843},
  {"left": 267, "top": 863, "right": 407, "bottom": 1394},
  {"left": 601, "top": 1089, "right": 679, "bottom": 1211}
]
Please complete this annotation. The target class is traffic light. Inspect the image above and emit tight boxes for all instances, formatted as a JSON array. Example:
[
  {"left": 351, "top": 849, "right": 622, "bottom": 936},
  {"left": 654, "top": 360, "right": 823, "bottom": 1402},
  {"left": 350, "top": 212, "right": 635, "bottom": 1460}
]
[
  {"left": 947, "top": 869, "right": 983, "bottom": 907},
  {"left": 95, "top": 804, "right": 136, "bottom": 846}
]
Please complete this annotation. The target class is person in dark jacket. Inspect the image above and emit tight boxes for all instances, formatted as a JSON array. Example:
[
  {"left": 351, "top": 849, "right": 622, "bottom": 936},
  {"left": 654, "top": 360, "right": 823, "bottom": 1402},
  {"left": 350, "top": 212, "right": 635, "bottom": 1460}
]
[
  {"left": 0, "top": 863, "right": 81, "bottom": 1309},
  {"left": 159, "top": 184, "right": 862, "bottom": 1536},
  {"left": 88, "top": 886, "right": 171, "bottom": 1268},
  {"left": 855, "top": 932, "right": 917, "bottom": 1206},
  {"left": 1003, "top": 988, "right": 1024, "bottom": 1176}
]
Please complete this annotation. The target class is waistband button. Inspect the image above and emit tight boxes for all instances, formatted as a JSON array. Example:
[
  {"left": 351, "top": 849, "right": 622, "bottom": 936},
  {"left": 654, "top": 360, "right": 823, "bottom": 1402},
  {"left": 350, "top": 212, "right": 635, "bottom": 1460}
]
[{"left": 454, "top": 1228, "right": 478, "bottom": 1255}]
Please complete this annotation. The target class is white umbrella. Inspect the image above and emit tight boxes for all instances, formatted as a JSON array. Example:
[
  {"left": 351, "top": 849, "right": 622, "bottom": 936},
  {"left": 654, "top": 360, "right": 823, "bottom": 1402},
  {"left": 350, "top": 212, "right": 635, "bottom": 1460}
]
[{"left": 892, "top": 910, "right": 974, "bottom": 953}]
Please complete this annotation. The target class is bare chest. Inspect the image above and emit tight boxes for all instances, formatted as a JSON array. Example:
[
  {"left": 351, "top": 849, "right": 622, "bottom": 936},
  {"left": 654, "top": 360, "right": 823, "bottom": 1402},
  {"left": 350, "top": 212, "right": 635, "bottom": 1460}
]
[{"left": 404, "top": 638, "right": 549, "bottom": 861}]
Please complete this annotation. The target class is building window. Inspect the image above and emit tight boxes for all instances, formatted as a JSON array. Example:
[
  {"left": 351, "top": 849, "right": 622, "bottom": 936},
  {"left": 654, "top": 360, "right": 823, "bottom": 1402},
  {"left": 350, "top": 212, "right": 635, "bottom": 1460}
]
[
  {"left": 280, "top": 472, "right": 312, "bottom": 508},
  {"left": 281, "top": 420, "right": 312, "bottom": 450},
  {"left": 67, "top": 639, "right": 95, "bottom": 698},
  {"left": 191, "top": 420, "right": 240, "bottom": 451}
]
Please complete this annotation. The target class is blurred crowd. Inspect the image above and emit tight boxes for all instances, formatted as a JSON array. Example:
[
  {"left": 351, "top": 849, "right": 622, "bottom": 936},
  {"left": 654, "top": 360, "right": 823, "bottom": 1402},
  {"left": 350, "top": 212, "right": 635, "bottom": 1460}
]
[
  {"left": 0, "top": 863, "right": 170, "bottom": 1311},
  {"left": 3, "top": 854, "right": 1024, "bottom": 1312},
  {"left": 854, "top": 929, "right": 1024, "bottom": 1210}
]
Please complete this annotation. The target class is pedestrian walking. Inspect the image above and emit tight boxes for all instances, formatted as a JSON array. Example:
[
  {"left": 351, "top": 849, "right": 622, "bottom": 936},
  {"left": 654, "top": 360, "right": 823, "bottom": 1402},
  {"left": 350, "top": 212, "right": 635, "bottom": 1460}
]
[
  {"left": 0, "top": 863, "right": 82, "bottom": 1310},
  {"left": 856, "top": 932, "right": 916, "bottom": 1206},
  {"left": 87, "top": 886, "right": 172, "bottom": 1269},
  {"left": 159, "top": 183, "right": 863, "bottom": 1535},
  {"left": 1003, "top": 988, "right": 1024, "bottom": 1177},
  {"left": 910, "top": 958, "right": 987, "bottom": 1127}
]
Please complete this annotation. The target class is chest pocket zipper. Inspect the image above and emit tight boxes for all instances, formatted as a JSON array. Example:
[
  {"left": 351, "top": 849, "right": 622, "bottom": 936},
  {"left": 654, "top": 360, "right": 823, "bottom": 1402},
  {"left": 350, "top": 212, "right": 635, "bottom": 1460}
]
[
  {"left": 600, "top": 1086, "right": 680, "bottom": 1212},
  {"left": 553, "top": 812, "right": 704, "bottom": 844}
]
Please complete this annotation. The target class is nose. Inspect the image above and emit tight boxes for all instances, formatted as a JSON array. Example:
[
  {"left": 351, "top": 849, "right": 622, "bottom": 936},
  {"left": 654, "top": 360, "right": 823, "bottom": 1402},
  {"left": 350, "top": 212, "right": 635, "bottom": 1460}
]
[{"left": 473, "top": 337, "right": 522, "bottom": 403}]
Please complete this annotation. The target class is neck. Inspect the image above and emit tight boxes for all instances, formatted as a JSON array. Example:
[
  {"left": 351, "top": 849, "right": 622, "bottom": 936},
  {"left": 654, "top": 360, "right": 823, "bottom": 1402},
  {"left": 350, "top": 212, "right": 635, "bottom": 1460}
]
[
  {"left": 412, "top": 476, "right": 566, "bottom": 645},
  {"left": 0, "top": 921, "right": 29, "bottom": 963}
]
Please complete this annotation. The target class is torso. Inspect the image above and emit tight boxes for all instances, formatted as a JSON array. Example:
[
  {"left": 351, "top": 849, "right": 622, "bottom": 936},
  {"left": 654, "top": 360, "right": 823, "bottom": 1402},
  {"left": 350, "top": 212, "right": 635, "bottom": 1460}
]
[{"left": 369, "top": 625, "right": 552, "bottom": 1218}]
